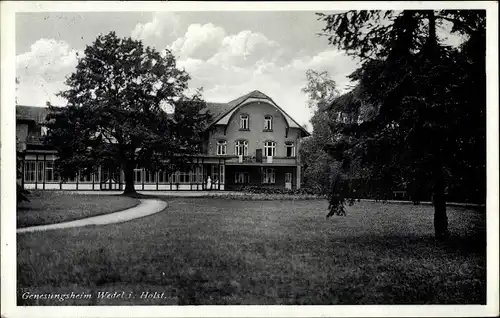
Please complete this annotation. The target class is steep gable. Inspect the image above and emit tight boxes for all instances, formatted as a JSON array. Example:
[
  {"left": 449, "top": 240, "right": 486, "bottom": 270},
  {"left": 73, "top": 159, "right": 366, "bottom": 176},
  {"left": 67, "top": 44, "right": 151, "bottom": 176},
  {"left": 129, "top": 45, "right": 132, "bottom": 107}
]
[{"left": 204, "top": 90, "right": 310, "bottom": 137}]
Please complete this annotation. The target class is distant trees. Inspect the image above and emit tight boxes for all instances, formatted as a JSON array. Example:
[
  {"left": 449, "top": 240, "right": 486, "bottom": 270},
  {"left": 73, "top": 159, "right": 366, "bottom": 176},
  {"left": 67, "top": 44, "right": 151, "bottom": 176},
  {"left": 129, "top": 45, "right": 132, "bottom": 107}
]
[
  {"left": 45, "top": 32, "right": 210, "bottom": 195},
  {"left": 317, "top": 10, "right": 486, "bottom": 239}
]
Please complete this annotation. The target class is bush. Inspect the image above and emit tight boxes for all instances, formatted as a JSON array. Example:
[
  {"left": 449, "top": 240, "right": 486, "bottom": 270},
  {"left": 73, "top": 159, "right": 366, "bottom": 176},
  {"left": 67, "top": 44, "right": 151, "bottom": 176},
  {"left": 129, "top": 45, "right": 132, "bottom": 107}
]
[{"left": 240, "top": 186, "right": 319, "bottom": 196}]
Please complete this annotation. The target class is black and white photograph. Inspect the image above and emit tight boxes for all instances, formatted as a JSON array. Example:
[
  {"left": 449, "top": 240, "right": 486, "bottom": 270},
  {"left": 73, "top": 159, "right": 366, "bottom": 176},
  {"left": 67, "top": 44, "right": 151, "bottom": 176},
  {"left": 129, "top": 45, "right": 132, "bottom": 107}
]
[{"left": 1, "top": 1, "right": 498, "bottom": 317}]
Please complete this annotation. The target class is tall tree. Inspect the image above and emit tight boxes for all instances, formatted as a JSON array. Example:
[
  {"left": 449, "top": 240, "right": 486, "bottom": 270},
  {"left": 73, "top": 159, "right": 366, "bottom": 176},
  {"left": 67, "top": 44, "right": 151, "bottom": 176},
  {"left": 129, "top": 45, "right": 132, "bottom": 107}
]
[
  {"left": 317, "top": 10, "right": 486, "bottom": 239},
  {"left": 45, "top": 32, "right": 210, "bottom": 195},
  {"left": 300, "top": 70, "right": 339, "bottom": 194}
]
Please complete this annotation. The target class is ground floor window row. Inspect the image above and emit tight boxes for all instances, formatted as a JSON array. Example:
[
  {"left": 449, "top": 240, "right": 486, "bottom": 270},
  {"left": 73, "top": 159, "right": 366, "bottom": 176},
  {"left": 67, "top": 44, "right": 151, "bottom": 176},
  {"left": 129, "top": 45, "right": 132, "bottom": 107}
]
[
  {"left": 235, "top": 169, "right": 278, "bottom": 184},
  {"left": 232, "top": 169, "right": 294, "bottom": 187},
  {"left": 23, "top": 160, "right": 225, "bottom": 185}
]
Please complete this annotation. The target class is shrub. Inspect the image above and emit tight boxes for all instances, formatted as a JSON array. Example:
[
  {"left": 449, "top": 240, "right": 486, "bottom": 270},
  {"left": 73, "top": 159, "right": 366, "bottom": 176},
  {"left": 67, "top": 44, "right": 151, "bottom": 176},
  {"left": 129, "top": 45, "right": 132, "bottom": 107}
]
[{"left": 239, "top": 186, "right": 320, "bottom": 196}]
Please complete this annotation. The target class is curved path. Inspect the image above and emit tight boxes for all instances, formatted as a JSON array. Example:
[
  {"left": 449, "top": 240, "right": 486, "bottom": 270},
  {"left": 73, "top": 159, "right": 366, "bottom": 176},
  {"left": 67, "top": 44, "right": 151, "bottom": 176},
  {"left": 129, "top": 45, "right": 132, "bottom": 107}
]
[{"left": 17, "top": 199, "right": 167, "bottom": 234}]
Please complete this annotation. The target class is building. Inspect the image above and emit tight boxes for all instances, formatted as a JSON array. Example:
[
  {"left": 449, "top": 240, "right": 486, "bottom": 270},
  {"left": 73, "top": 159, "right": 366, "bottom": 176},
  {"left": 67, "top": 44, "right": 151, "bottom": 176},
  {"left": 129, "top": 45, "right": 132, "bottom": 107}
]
[{"left": 17, "top": 90, "right": 310, "bottom": 191}]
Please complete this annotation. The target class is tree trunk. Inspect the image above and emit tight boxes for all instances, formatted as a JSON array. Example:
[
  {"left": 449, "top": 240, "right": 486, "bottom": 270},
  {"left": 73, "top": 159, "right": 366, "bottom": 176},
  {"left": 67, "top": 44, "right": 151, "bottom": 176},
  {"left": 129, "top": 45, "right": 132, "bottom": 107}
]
[
  {"left": 123, "top": 164, "right": 136, "bottom": 195},
  {"left": 433, "top": 164, "right": 448, "bottom": 240}
]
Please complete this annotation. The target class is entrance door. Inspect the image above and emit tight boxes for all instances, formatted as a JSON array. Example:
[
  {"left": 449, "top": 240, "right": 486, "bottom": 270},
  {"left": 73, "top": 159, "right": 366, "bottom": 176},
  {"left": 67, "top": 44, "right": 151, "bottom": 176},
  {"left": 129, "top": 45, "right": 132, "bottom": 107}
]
[{"left": 285, "top": 172, "right": 292, "bottom": 190}]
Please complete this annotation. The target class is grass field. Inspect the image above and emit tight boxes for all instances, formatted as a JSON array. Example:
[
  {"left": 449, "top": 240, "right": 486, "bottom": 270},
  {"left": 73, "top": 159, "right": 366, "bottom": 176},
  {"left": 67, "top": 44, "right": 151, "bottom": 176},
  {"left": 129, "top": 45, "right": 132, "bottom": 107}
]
[
  {"left": 17, "top": 191, "right": 140, "bottom": 228},
  {"left": 17, "top": 198, "right": 486, "bottom": 305}
]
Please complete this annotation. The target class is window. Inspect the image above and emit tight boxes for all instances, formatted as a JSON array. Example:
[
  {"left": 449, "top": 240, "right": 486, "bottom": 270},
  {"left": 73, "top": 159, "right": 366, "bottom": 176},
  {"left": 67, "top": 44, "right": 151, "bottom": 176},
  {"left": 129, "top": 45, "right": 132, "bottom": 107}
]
[
  {"left": 134, "top": 168, "right": 142, "bottom": 183},
  {"left": 37, "top": 161, "right": 44, "bottom": 182},
  {"left": 239, "top": 114, "right": 249, "bottom": 130},
  {"left": 264, "top": 115, "right": 273, "bottom": 131},
  {"left": 235, "top": 140, "right": 248, "bottom": 156},
  {"left": 179, "top": 170, "right": 191, "bottom": 183},
  {"left": 79, "top": 170, "right": 92, "bottom": 183},
  {"left": 145, "top": 170, "right": 156, "bottom": 183},
  {"left": 285, "top": 172, "right": 292, "bottom": 183},
  {"left": 196, "top": 166, "right": 204, "bottom": 183},
  {"left": 285, "top": 142, "right": 295, "bottom": 157},
  {"left": 24, "top": 161, "right": 36, "bottom": 182},
  {"left": 171, "top": 172, "right": 179, "bottom": 184},
  {"left": 264, "top": 141, "right": 276, "bottom": 157},
  {"left": 217, "top": 140, "right": 227, "bottom": 155},
  {"left": 41, "top": 126, "right": 48, "bottom": 136},
  {"left": 262, "top": 168, "right": 275, "bottom": 184},
  {"left": 158, "top": 170, "right": 171, "bottom": 183},
  {"left": 235, "top": 172, "right": 250, "bottom": 184}
]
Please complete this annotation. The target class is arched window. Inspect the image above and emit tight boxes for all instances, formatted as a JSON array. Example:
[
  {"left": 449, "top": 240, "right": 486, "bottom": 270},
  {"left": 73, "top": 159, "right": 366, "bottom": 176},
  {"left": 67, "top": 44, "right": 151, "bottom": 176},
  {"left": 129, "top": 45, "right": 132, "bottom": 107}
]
[
  {"left": 217, "top": 140, "right": 227, "bottom": 155},
  {"left": 264, "top": 141, "right": 276, "bottom": 157},
  {"left": 239, "top": 114, "right": 249, "bottom": 130},
  {"left": 235, "top": 140, "right": 248, "bottom": 156},
  {"left": 264, "top": 115, "right": 273, "bottom": 131},
  {"left": 285, "top": 141, "right": 295, "bottom": 157}
]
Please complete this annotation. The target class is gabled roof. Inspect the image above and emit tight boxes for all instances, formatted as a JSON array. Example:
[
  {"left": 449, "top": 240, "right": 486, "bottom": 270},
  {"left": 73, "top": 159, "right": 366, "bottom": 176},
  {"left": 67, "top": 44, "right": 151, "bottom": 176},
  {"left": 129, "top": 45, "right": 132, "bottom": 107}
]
[
  {"left": 15, "top": 90, "right": 311, "bottom": 136},
  {"left": 16, "top": 105, "right": 49, "bottom": 123},
  {"left": 204, "top": 90, "right": 270, "bottom": 125},
  {"left": 205, "top": 90, "right": 310, "bottom": 137}
]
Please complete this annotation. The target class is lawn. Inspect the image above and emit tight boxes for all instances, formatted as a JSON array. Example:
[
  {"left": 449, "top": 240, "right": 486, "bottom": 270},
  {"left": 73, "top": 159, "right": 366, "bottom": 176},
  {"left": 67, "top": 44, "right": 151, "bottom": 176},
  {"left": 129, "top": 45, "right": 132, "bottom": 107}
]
[
  {"left": 17, "top": 198, "right": 486, "bottom": 305},
  {"left": 17, "top": 191, "right": 140, "bottom": 228}
]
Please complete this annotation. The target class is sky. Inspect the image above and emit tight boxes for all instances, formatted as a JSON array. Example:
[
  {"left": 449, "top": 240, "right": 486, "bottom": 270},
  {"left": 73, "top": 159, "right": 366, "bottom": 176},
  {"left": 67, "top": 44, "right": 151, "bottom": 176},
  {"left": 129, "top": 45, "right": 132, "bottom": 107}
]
[
  {"left": 15, "top": 11, "right": 364, "bottom": 129},
  {"left": 15, "top": 10, "right": 464, "bottom": 129}
]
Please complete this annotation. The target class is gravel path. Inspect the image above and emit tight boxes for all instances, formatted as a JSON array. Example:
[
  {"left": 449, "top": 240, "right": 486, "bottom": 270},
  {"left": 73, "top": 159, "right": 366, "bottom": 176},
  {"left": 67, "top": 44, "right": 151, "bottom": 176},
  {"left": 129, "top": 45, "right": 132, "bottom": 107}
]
[{"left": 17, "top": 199, "right": 167, "bottom": 234}]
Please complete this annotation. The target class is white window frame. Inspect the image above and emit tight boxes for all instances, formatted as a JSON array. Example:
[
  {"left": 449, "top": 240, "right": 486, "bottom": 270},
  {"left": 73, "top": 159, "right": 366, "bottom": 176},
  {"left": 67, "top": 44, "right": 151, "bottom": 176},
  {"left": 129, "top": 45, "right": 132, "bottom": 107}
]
[
  {"left": 172, "top": 172, "right": 179, "bottom": 184},
  {"left": 285, "top": 142, "right": 295, "bottom": 157},
  {"left": 235, "top": 140, "right": 248, "bottom": 156},
  {"left": 158, "top": 170, "right": 169, "bottom": 183},
  {"left": 196, "top": 166, "right": 204, "bottom": 183},
  {"left": 78, "top": 170, "right": 93, "bottom": 183},
  {"left": 217, "top": 140, "right": 227, "bottom": 155},
  {"left": 144, "top": 170, "right": 156, "bottom": 183},
  {"left": 24, "top": 161, "right": 36, "bottom": 182},
  {"left": 178, "top": 170, "right": 191, "bottom": 184},
  {"left": 134, "top": 168, "right": 142, "bottom": 183},
  {"left": 264, "top": 141, "right": 276, "bottom": 157},
  {"left": 239, "top": 114, "right": 249, "bottom": 130},
  {"left": 264, "top": 115, "right": 273, "bottom": 130},
  {"left": 262, "top": 168, "right": 276, "bottom": 184},
  {"left": 37, "top": 161, "right": 44, "bottom": 183}
]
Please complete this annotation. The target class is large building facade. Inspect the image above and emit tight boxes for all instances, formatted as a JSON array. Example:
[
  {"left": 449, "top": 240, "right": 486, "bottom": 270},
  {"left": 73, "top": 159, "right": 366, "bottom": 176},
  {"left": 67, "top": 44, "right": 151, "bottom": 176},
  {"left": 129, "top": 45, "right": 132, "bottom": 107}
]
[{"left": 17, "top": 90, "right": 310, "bottom": 191}]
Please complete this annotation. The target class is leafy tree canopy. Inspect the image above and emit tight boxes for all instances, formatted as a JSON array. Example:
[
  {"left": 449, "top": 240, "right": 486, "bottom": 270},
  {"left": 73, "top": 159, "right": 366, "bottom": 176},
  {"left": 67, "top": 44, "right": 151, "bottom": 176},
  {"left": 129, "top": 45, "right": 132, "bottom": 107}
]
[
  {"left": 45, "top": 32, "right": 211, "bottom": 194},
  {"left": 317, "top": 10, "right": 485, "bottom": 239}
]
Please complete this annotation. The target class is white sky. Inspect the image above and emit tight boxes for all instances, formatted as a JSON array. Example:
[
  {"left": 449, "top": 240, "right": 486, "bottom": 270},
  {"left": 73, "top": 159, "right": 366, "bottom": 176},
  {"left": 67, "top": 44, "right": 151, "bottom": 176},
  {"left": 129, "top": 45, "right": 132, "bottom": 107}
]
[
  {"left": 15, "top": 11, "right": 464, "bottom": 129},
  {"left": 15, "top": 11, "right": 363, "bottom": 129}
]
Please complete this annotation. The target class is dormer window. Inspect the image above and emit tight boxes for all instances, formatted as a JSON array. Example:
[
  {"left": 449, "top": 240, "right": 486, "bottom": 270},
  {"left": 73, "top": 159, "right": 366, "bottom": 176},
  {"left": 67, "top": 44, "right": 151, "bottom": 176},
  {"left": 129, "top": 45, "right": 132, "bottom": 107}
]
[
  {"left": 239, "top": 114, "right": 249, "bottom": 130},
  {"left": 235, "top": 140, "right": 248, "bottom": 156},
  {"left": 264, "top": 141, "right": 276, "bottom": 157},
  {"left": 217, "top": 140, "right": 227, "bottom": 155},
  {"left": 264, "top": 115, "right": 273, "bottom": 131},
  {"left": 285, "top": 142, "right": 295, "bottom": 157}
]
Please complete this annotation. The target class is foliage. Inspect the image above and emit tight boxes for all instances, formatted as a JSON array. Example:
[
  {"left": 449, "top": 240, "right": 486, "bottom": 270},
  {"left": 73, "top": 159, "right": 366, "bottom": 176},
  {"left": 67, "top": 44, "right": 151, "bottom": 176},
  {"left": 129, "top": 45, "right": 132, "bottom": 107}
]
[
  {"left": 299, "top": 70, "right": 340, "bottom": 196},
  {"left": 301, "top": 70, "right": 339, "bottom": 109},
  {"left": 240, "top": 185, "right": 319, "bottom": 196},
  {"left": 45, "top": 32, "right": 210, "bottom": 194},
  {"left": 317, "top": 10, "right": 486, "bottom": 239}
]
